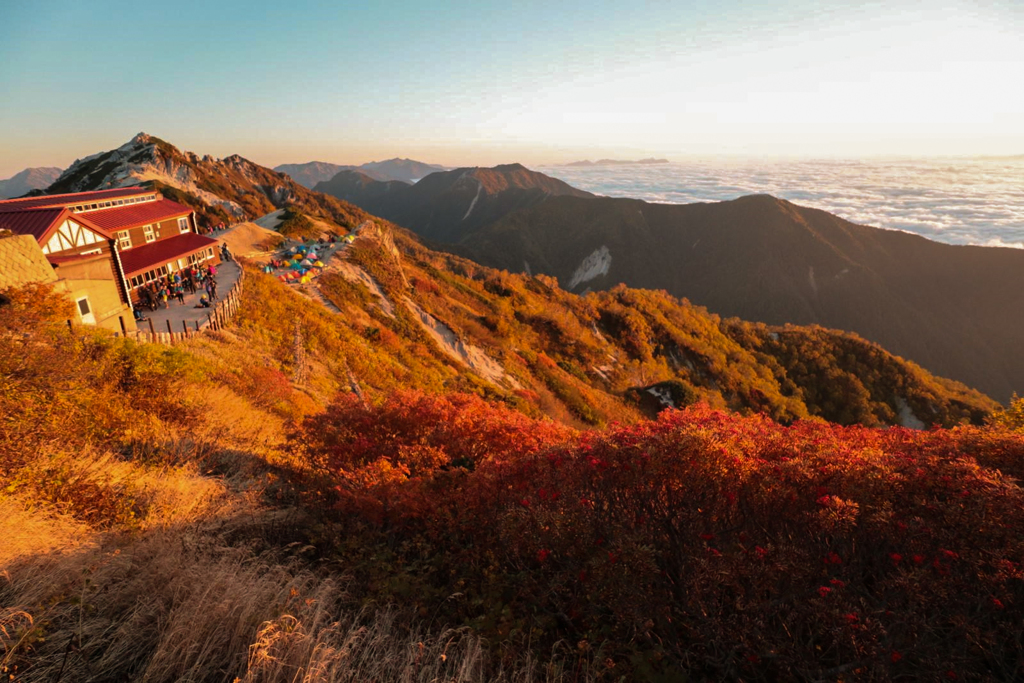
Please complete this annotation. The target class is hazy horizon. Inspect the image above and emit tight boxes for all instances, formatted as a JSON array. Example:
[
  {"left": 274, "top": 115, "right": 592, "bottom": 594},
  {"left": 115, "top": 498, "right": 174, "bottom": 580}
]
[
  {"left": 4, "top": 136, "right": 1024, "bottom": 182},
  {"left": 2, "top": 0, "right": 1023, "bottom": 178}
]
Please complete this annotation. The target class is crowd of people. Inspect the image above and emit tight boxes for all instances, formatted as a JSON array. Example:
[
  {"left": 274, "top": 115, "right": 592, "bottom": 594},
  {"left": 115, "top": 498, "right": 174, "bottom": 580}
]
[{"left": 135, "top": 263, "right": 220, "bottom": 312}]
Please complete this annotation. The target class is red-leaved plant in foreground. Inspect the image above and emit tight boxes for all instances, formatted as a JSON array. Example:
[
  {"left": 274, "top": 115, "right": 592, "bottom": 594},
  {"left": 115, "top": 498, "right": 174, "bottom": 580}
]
[{"left": 298, "top": 391, "right": 1024, "bottom": 680}]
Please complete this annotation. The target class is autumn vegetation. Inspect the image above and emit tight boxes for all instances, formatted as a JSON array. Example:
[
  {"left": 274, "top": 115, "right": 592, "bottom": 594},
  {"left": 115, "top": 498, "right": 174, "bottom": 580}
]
[
  {"left": 2, "top": 226, "right": 1023, "bottom": 681},
  {"left": 299, "top": 392, "right": 1024, "bottom": 680}
]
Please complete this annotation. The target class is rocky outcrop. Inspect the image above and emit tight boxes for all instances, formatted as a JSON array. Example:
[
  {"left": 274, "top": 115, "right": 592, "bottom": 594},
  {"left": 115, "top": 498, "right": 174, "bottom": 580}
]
[{"left": 43, "top": 133, "right": 370, "bottom": 230}]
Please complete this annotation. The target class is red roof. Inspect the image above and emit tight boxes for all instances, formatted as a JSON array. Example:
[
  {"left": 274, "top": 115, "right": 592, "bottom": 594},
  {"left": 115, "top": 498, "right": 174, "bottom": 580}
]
[
  {"left": 0, "top": 207, "right": 114, "bottom": 244},
  {"left": 85, "top": 198, "right": 193, "bottom": 232},
  {"left": 0, "top": 207, "right": 68, "bottom": 241},
  {"left": 0, "top": 187, "right": 153, "bottom": 211},
  {"left": 120, "top": 232, "right": 218, "bottom": 276}
]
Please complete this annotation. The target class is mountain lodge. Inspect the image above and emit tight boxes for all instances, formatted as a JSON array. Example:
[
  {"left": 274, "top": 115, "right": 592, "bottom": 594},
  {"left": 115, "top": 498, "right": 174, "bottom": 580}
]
[{"left": 0, "top": 187, "right": 221, "bottom": 331}]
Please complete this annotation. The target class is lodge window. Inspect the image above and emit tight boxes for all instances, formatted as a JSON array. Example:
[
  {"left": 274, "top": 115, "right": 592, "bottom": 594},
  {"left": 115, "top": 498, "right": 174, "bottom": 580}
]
[
  {"left": 143, "top": 225, "right": 155, "bottom": 243},
  {"left": 117, "top": 230, "right": 132, "bottom": 250},
  {"left": 178, "top": 217, "right": 190, "bottom": 233},
  {"left": 77, "top": 297, "right": 91, "bottom": 316},
  {"left": 81, "top": 248, "right": 101, "bottom": 256}
]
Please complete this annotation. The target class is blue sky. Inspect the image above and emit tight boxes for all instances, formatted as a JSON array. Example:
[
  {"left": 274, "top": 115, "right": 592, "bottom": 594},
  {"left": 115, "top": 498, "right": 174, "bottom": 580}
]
[{"left": 1, "top": 0, "right": 1022, "bottom": 176}]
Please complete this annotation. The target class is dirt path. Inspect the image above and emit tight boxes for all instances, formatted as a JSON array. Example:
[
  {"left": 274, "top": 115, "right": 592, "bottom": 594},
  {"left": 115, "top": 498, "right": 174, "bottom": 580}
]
[
  {"left": 300, "top": 283, "right": 342, "bottom": 314},
  {"left": 254, "top": 209, "right": 285, "bottom": 230}
]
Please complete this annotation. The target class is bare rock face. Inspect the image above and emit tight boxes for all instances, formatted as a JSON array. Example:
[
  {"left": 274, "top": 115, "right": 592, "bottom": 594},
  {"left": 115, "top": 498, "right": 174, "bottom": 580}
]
[{"left": 42, "top": 134, "right": 371, "bottom": 230}]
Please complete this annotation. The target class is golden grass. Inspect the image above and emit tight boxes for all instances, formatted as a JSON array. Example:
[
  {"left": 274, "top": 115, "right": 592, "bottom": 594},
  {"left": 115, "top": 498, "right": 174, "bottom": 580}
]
[
  {"left": 2, "top": 517, "right": 575, "bottom": 682},
  {"left": 0, "top": 496, "right": 95, "bottom": 566},
  {"left": 0, "top": 272, "right": 611, "bottom": 681}
]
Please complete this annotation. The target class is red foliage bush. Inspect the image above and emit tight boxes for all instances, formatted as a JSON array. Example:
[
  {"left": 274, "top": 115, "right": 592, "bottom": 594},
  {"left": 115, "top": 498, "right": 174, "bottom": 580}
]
[
  {"left": 411, "top": 276, "right": 440, "bottom": 295},
  {"left": 226, "top": 364, "right": 293, "bottom": 412},
  {"left": 300, "top": 395, "right": 1024, "bottom": 680},
  {"left": 299, "top": 391, "right": 573, "bottom": 521}
]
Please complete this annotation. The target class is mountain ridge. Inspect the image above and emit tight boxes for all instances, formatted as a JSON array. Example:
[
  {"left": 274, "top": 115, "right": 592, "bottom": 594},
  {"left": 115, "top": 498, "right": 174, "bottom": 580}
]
[
  {"left": 275, "top": 158, "right": 446, "bottom": 187},
  {"left": 314, "top": 162, "right": 1024, "bottom": 402},
  {"left": 312, "top": 170, "right": 411, "bottom": 205},
  {"left": 45, "top": 132, "right": 369, "bottom": 230},
  {"left": 317, "top": 163, "right": 594, "bottom": 244},
  {"left": 300, "top": 219, "right": 997, "bottom": 428},
  {"left": 457, "top": 192, "right": 1024, "bottom": 401},
  {"left": 0, "top": 167, "right": 63, "bottom": 199},
  {"left": 38, "top": 136, "right": 1023, "bottom": 403}
]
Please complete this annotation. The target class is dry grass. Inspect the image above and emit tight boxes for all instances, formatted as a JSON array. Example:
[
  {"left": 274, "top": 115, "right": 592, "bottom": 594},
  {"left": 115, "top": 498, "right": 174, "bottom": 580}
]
[
  {"left": 1, "top": 513, "right": 575, "bottom": 682},
  {"left": 241, "top": 605, "right": 562, "bottom": 683},
  {"left": 0, "top": 278, "right": 601, "bottom": 682},
  {"left": 0, "top": 333, "right": 577, "bottom": 681},
  {"left": 0, "top": 496, "right": 95, "bottom": 566},
  {"left": 11, "top": 446, "right": 229, "bottom": 530}
]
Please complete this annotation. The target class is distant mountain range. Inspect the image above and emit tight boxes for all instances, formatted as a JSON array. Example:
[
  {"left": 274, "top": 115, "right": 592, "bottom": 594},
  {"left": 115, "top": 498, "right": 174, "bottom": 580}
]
[
  {"left": 17, "top": 134, "right": 1012, "bottom": 426},
  {"left": 272, "top": 162, "right": 348, "bottom": 189},
  {"left": 275, "top": 158, "right": 447, "bottom": 188},
  {"left": 564, "top": 158, "right": 670, "bottom": 166},
  {"left": 0, "top": 167, "right": 62, "bottom": 199},
  {"left": 319, "top": 163, "right": 1024, "bottom": 402},
  {"left": 312, "top": 170, "right": 411, "bottom": 205}
]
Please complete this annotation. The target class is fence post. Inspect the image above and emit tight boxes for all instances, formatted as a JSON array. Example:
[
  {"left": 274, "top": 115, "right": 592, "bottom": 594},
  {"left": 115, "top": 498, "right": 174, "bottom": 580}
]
[{"left": 166, "top": 319, "right": 172, "bottom": 335}]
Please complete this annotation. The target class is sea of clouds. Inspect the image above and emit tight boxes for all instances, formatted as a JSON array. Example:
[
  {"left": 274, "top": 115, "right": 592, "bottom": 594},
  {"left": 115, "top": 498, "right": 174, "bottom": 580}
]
[{"left": 540, "top": 157, "right": 1024, "bottom": 249}]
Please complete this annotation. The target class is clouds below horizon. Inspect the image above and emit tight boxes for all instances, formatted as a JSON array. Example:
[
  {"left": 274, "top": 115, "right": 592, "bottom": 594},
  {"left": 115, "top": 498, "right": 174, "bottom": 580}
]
[{"left": 541, "top": 157, "right": 1024, "bottom": 249}]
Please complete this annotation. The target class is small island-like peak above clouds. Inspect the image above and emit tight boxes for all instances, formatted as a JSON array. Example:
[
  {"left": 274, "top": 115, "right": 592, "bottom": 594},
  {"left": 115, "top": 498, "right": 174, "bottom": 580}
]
[{"left": 563, "top": 158, "right": 670, "bottom": 167}]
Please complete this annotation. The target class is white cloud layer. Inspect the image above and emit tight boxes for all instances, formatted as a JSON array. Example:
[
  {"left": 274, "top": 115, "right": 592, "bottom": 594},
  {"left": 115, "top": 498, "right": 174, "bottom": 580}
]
[{"left": 541, "top": 157, "right": 1024, "bottom": 249}]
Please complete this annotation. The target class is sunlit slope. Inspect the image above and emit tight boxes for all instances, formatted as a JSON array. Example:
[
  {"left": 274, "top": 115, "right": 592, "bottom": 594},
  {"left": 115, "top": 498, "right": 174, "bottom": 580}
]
[
  {"left": 240, "top": 221, "right": 994, "bottom": 428},
  {"left": 461, "top": 193, "right": 1024, "bottom": 401}
]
